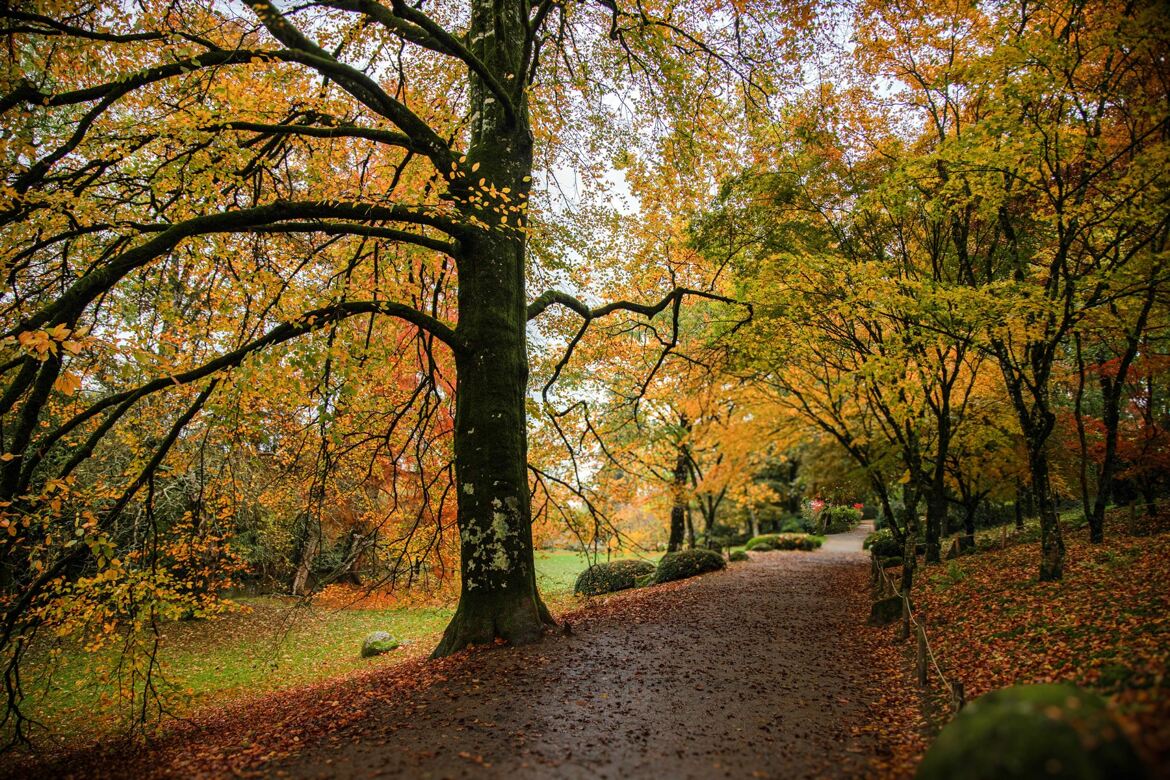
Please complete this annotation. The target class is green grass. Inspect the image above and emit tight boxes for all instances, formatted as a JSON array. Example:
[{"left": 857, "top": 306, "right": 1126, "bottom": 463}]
[
  {"left": 20, "top": 598, "right": 452, "bottom": 740},
  {"left": 18, "top": 548, "right": 656, "bottom": 741}
]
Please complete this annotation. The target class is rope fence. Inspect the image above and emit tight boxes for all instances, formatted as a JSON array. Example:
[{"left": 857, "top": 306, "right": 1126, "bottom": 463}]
[{"left": 872, "top": 555, "right": 966, "bottom": 714}]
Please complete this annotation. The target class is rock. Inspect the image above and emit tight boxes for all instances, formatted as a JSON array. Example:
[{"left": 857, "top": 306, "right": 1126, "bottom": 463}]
[
  {"left": 361, "top": 631, "right": 399, "bottom": 658},
  {"left": 867, "top": 595, "right": 903, "bottom": 626},
  {"left": 916, "top": 683, "right": 1148, "bottom": 780}
]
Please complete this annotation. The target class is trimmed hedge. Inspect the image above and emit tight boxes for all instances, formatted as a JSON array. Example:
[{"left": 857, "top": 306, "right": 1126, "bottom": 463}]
[
  {"left": 746, "top": 533, "right": 824, "bottom": 552},
  {"left": 574, "top": 559, "right": 656, "bottom": 596},
  {"left": 729, "top": 550, "right": 750, "bottom": 562},
  {"left": 653, "top": 549, "right": 726, "bottom": 584}
]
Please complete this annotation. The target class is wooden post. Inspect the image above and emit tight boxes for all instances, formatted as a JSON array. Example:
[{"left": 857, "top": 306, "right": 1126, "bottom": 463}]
[
  {"left": 952, "top": 681, "right": 965, "bottom": 711},
  {"left": 899, "top": 595, "right": 910, "bottom": 642},
  {"left": 916, "top": 624, "right": 928, "bottom": 686}
]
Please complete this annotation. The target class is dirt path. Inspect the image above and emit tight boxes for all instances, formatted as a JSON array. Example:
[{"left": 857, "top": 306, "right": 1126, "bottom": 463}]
[
  {"left": 18, "top": 524, "right": 925, "bottom": 780},
  {"left": 265, "top": 524, "right": 898, "bottom": 780}
]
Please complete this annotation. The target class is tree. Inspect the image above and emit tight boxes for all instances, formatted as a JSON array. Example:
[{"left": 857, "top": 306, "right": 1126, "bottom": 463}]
[{"left": 0, "top": 0, "right": 787, "bottom": 739}]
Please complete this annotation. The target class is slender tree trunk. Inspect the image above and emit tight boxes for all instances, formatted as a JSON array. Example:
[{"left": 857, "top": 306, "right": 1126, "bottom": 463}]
[
  {"left": 924, "top": 473, "right": 946, "bottom": 564},
  {"left": 1028, "top": 441, "right": 1065, "bottom": 581},
  {"left": 685, "top": 504, "right": 696, "bottom": 550},
  {"left": 748, "top": 504, "right": 760, "bottom": 538},
  {"left": 1074, "top": 334, "right": 1096, "bottom": 532},
  {"left": 1090, "top": 289, "right": 1156, "bottom": 542},
  {"left": 871, "top": 476, "right": 903, "bottom": 543},
  {"left": 289, "top": 515, "right": 319, "bottom": 597},
  {"left": 667, "top": 415, "right": 690, "bottom": 552},
  {"left": 962, "top": 499, "right": 978, "bottom": 550},
  {"left": 899, "top": 484, "right": 920, "bottom": 641},
  {"left": 924, "top": 407, "right": 951, "bottom": 564}
]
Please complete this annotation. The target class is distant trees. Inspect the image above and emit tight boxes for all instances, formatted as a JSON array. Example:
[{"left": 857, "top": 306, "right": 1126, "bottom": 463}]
[{"left": 697, "top": 0, "right": 1170, "bottom": 581}]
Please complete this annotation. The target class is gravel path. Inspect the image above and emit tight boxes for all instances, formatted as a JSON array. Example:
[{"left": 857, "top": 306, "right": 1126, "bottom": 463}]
[{"left": 270, "top": 524, "right": 888, "bottom": 780}]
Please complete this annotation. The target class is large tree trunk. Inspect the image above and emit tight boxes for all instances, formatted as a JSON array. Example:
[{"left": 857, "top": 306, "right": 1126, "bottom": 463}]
[
  {"left": 433, "top": 220, "right": 555, "bottom": 655},
  {"left": 432, "top": 1, "right": 555, "bottom": 657}
]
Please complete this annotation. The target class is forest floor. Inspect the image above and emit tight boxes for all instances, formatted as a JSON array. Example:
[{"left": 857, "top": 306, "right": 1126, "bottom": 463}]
[
  {"left": 10, "top": 523, "right": 927, "bottom": 779},
  {"left": 911, "top": 507, "right": 1170, "bottom": 772}
]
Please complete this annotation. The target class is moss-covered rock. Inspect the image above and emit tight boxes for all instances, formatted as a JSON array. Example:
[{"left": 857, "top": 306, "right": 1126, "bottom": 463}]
[
  {"left": 653, "top": 549, "right": 726, "bottom": 584},
  {"left": 916, "top": 683, "right": 1148, "bottom": 780},
  {"left": 729, "top": 550, "right": 750, "bottom": 562},
  {"left": 573, "top": 559, "right": 656, "bottom": 596},
  {"left": 361, "top": 631, "right": 399, "bottom": 658}
]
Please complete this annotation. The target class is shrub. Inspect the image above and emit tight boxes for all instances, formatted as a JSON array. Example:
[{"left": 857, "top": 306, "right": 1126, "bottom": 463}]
[
  {"left": 745, "top": 534, "right": 780, "bottom": 550},
  {"left": 747, "top": 533, "right": 824, "bottom": 552},
  {"left": 729, "top": 550, "right": 750, "bottom": 562},
  {"left": 819, "top": 505, "right": 862, "bottom": 534},
  {"left": 779, "top": 516, "right": 811, "bottom": 534},
  {"left": 880, "top": 556, "right": 904, "bottom": 568},
  {"left": 653, "top": 549, "right": 726, "bottom": 584},
  {"left": 574, "top": 559, "right": 656, "bottom": 596},
  {"left": 865, "top": 528, "right": 902, "bottom": 558},
  {"left": 703, "top": 534, "right": 733, "bottom": 551}
]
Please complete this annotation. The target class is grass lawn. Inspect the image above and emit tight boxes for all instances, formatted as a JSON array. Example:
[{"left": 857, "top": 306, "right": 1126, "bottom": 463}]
[{"left": 18, "top": 547, "right": 658, "bottom": 743}]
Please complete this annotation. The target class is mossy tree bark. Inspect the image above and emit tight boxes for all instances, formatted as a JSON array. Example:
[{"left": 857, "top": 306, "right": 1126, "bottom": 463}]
[{"left": 431, "top": 0, "right": 555, "bottom": 657}]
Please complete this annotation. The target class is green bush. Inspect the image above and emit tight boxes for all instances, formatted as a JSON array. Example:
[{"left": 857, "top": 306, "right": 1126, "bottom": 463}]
[
  {"left": 864, "top": 528, "right": 902, "bottom": 558},
  {"left": 746, "top": 533, "right": 824, "bottom": 552},
  {"left": 703, "top": 534, "right": 733, "bottom": 551},
  {"left": 779, "top": 516, "right": 811, "bottom": 534},
  {"left": 653, "top": 549, "right": 726, "bottom": 584},
  {"left": 916, "top": 683, "right": 1147, "bottom": 780},
  {"left": 880, "top": 556, "right": 904, "bottom": 568},
  {"left": 819, "top": 505, "right": 862, "bottom": 534},
  {"left": 750, "top": 542, "right": 776, "bottom": 552},
  {"left": 574, "top": 559, "right": 656, "bottom": 596},
  {"left": 729, "top": 550, "right": 750, "bottom": 562}
]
